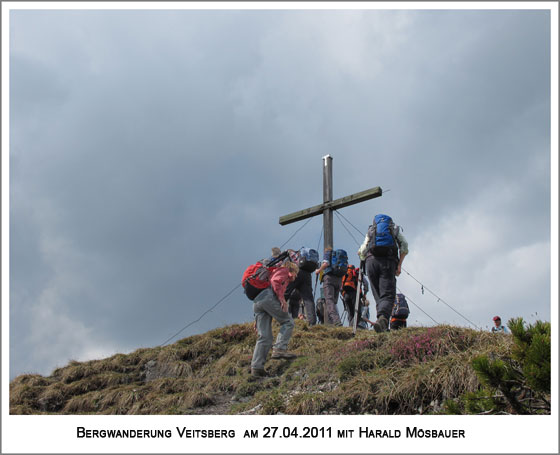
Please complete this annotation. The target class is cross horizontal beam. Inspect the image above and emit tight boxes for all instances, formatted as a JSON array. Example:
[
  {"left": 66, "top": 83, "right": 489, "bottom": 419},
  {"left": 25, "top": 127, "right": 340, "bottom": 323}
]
[{"left": 279, "top": 186, "right": 382, "bottom": 226}]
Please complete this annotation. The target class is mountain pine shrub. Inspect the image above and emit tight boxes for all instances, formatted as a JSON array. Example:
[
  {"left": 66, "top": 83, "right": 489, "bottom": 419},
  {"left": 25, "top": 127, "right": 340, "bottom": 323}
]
[{"left": 444, "top": 318, "right": 550, "bottom": 415}]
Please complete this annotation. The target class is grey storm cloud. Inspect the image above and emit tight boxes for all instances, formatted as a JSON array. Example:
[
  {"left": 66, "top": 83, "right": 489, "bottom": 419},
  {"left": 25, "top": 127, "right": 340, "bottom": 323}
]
[{"left": 8, "top": 8, "right": 552, "bottom": 378}]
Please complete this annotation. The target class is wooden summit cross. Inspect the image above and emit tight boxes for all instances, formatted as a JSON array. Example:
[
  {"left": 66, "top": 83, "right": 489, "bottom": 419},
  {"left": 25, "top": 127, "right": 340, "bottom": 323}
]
[{"left": 279, "top": 155, "right": 382, "bottom": 251}]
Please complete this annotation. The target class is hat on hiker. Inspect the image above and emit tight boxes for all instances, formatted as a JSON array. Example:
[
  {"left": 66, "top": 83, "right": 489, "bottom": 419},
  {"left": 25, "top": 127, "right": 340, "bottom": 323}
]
[{"left": 493, "top": 316, "right": 501, "bottom": 321}]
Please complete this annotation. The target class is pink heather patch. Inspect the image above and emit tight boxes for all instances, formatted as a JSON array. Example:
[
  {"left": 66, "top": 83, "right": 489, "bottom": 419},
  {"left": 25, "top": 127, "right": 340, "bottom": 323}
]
[{"left": 390, "top": 328, "right": 448, "bottom": 363}]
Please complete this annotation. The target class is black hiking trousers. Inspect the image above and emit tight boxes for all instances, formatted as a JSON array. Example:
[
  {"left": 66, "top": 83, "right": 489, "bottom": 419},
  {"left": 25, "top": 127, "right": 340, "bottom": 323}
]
[
  {"left": 342, "top": 288, "right": 357, "bottom": 326},
  {"left": 365, "top": 255, "right": 397, "bottom": 320},
  {"left": 285, "top": 269, "right": 316, "bottom": 325}
]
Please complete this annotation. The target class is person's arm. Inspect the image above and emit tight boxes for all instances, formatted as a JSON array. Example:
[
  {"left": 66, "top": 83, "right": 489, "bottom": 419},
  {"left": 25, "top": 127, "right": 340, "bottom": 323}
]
[
  {"left": 270, "top": 268, "right": 290, "bottom": 310},
  {"left": 395, "top": 230, "right": 409, "bottom": 277},
  {"left": 316, "top": 249, "right": 331, "bottom": 275},
  {"left": 316, "top": 261, "right": 328, "bottom": 275},
  {"left": 358, "top": 232, "right": 370, "bottom": 261},
  {"left": 396, "top": 252, "right": 407, "bottom": 277}
]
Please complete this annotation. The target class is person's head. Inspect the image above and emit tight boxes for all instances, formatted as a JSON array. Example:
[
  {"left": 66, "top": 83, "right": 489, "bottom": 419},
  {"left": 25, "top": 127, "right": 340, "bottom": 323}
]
[
  {"left": 271, "top": 247, "right": 281, "bottom": 257},
  {"left": 285, "top": 262, "right": 299, "bottom": 281},
  {"left": 493, "top": 316, "right": 501, "bottom": 327},
  {"left": 363, "top": 298, "right": 370, "bottom": 307}
]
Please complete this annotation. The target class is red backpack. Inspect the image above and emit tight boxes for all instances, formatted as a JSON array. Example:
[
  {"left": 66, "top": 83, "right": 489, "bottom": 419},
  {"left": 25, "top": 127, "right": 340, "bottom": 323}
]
[
  {"left": 242, "top": 262, "right": 280, "bottom": 300},
  {"left": 242, "top": 250, "right": 290, "bottom": 300}
]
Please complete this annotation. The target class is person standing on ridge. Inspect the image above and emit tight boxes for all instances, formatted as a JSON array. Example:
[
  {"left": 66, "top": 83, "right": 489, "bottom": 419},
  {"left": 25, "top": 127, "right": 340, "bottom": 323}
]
[
  {"left": 316, "top": 247, "right": 348, "bottom": 327},
  {"left": 491, "top": 316, "right": 509, "bottom": 333},
  {"left": 285, "top": 247, "right": 319, "bottom": 325},
  {"left": 358, "top": 214, "right": 408, "bottom": 333},
  {"left": 357, "top": 298, "right": 371, "bottom": 330}
]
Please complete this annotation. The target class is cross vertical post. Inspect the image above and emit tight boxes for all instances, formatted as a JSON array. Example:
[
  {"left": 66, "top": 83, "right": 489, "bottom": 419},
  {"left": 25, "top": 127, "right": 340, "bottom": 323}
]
[{"left": 323, "top": 155, "right": 333, "bottom": 251}]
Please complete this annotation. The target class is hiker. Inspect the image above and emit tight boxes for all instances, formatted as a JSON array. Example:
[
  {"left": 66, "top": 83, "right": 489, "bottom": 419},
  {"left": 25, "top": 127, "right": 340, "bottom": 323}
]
[
  {"left": 285, "top": 247, "right": 319, "bottom": 325},
  {"left": 316, "top": 247, "right": 348, "bottom": 326},
  {"left": 356, "top": 298, "right": 371, "bottom": 330},
  {"left": 358, "top": 214, "right": 408, "bottom": 333},
  {"left": 251, "top": 261, "right": 300, "bottom": 378},
  {"left": 390, "top": 293, "right": 410, "bottom": 330},
  {"left": 341, "top": 264, "right": 369, "bottom": 328},
  {"left": 266, "top": 246, "right": 283, "bottom": 264},
  {"left": 491, "top": 316, "right": 509, "bottom": 333}
]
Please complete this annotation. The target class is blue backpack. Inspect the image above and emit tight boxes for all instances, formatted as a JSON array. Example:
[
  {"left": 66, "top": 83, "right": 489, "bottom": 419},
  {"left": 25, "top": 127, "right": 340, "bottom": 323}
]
[
  {"left": 392, "top": 293, "right": 410, "bottom": 318},
  {"left": 329, "top": 249, "right": 348, "bottom": 277},
  {"left": 367, "top": 214, "right": 398, "bottom": 257},
  {"left": 298, "top": 247, "right": 319, "bottom": 272}
]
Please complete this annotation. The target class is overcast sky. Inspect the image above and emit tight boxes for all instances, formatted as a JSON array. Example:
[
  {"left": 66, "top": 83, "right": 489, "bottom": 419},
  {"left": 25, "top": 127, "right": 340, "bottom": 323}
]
[{"left": 7, "top": 7, "right": 553, "bottom": 379}]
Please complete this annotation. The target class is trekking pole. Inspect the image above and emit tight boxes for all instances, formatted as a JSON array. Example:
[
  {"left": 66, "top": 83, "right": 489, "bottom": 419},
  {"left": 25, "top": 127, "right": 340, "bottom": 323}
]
[
  {"left": 353, "top": 260, "right": 365, "bottom": 335},
  {"left": 339, "top": 294, "right": 348, "bottom": 326},
  {"left": 313, "top": 273, "right": 319, "bottom": 301}
]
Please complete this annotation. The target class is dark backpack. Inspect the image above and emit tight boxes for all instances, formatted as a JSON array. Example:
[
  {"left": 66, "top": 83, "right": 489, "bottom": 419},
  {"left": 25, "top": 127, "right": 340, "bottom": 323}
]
[
  {"left": 392, "top": 293, "right": 410, "bottom": 318},
  {"left": 367, "top": 214, "right": 398, "bottom": 257},
  {"left": 241, "top": 251, "right": 290, "bottom": 300},
  {"left": 297, "top": 247, "right": 319, "bottom": 272},
  {"left": 329, "top": 249, "right": 348, "bottom": 277}
]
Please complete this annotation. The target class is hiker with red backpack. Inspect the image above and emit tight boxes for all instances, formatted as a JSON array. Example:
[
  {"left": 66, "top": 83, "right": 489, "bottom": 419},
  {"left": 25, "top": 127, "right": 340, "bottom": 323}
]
[
  {"left": 358, "top": 214, "right": 408, "bottom": 333},
  {"left": 248, "top": 260, "right": 300, "bottom": 378},
  {"left": 341, "top": 264, "right": 369, "bottom": 328},
  {"left": 315, "top": 247, "right": 348, "bottom": 327}
]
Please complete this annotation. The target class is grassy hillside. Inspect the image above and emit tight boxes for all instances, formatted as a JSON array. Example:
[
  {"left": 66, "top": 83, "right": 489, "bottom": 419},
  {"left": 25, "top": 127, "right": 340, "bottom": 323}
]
[{"left": 10, "top": 321, "right": 543, "bottom": 415}]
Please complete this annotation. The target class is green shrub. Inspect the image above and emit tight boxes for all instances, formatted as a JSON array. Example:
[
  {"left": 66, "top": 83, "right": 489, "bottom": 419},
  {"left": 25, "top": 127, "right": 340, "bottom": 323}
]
[{"left": 447, "top": 318, "right": 551, "bottom": 415}]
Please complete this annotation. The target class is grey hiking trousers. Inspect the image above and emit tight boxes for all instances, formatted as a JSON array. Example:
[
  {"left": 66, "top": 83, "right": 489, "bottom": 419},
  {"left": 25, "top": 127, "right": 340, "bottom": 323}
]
[
  {"left": 322, "top": 274, "right": 342, "bottom": 326},
  {"left": 251, "top": 287, "right": 295, "bottom": 370}
]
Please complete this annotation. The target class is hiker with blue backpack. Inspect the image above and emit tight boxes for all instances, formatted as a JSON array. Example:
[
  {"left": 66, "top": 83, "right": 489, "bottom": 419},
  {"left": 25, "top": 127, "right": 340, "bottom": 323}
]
[
  {"left": 358, "top": 214, "right": 409, "bottom": 333},
  {"left": 285, "top": 247, "right": 320, "bottom": 325},
  {"left": 315, "top": 247, "right": 349, "bottom": 327}
]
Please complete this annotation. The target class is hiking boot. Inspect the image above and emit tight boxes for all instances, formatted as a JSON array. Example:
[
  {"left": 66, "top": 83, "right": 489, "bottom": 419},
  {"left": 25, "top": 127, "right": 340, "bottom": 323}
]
[
  {"left": 271, "top": 349, "right": 297, "bottom": 359},
  {"left": 373, "top": 315, "right": 389, "bottom": 333},
  {"left": 250, "top": 368, "right": 268, "bottom": 378}
]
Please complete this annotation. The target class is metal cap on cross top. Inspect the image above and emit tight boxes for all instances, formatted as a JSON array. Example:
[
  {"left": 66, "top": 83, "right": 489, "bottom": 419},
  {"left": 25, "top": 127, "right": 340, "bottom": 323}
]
[{"left": 279, "top": 155, "right": 382, "bottom": 252}]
